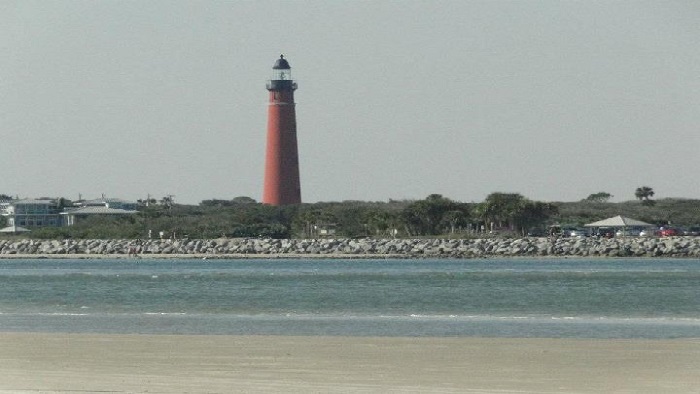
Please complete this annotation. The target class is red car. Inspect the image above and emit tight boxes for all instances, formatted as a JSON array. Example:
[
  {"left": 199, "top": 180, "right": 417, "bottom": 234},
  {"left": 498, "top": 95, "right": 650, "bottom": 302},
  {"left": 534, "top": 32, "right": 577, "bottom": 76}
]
[{"left": 659, "top": 228, "right": 680, "bottom": 237}]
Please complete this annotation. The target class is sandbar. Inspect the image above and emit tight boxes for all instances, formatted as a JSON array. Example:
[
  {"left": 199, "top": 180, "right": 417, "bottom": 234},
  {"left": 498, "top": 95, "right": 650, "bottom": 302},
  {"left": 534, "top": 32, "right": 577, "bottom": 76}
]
[{"left": 0, "top": 333, "right": 698, "bottom": 393}]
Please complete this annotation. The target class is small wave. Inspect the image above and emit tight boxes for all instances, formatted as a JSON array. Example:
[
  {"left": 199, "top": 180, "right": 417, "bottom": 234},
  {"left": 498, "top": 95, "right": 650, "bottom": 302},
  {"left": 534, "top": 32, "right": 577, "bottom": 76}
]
[
  {"left": 143, "top": 312, "right": 187, "bottom": 316},
  {"left": 44, "top": 312, "right": 90, "bottom": 316},
  {"left": 373, "top": 314, "right": 700, "bottom": 324}
]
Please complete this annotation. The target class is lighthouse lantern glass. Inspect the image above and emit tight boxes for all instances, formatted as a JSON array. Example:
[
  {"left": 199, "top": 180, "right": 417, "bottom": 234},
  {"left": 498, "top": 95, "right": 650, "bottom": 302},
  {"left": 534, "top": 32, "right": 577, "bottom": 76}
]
[{"left": 273, "top": 69, "right": 291, "bottom": 81}]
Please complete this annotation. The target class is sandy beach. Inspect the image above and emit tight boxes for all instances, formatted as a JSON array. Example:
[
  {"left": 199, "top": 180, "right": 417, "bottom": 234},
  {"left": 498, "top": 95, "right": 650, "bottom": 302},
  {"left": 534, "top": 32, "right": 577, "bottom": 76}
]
[{"left": 0, "top": 333, "right": 698, "bottom": 393}]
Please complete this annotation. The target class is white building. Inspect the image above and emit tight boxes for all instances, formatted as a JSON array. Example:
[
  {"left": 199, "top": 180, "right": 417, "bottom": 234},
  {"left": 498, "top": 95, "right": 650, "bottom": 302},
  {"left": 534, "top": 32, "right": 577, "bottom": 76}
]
[
  {"left": 0, "top": 196, "right": 139, "bottom": 230},
  {"left": 61, "top": 197, "right": 138, "bottom": 226},
  {"left": 0, "top": 199, "right": 62, "bottom": 229}
]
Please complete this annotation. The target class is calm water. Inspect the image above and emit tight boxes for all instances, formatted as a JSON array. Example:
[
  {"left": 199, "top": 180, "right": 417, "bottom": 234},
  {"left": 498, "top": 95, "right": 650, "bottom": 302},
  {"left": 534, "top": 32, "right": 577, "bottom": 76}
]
[{"left": 0, "top": 258, "right": 698, "bottom": 338}]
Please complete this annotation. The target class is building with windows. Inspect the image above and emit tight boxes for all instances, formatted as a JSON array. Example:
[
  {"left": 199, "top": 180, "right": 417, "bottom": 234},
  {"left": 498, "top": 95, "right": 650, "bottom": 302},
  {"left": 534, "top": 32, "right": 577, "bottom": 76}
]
[
  {"left": 61, "top": 197, "right": 138, "bottom": 226},
  {"left": 0, "top": 199, "right": 62, "bottom": 229},
  {"left": 0, "top": 196, "right": 139, "bottom": 230}
]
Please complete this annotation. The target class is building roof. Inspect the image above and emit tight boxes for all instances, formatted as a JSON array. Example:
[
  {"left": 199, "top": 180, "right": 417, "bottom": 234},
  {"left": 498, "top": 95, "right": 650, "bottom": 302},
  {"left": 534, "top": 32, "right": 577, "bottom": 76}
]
[
  {"left": 80, "top": 198, "right": 136, "bottom": 204},
  {"left": 273, "top": 54, "right": 291, "bottom": 69},
  {"left": 4, "top": 199, "right": 57, "bottom": 205},
  {"left": 61, "top": 207, "right": 137, "bottom": 215},
  {"left": 584, "top": 215, "right": 653, "bottom": 228}
]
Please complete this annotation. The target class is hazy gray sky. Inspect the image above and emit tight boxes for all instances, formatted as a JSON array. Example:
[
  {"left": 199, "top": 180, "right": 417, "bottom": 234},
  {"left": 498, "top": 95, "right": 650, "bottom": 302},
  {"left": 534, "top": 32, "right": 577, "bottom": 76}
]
[{"left": 3, "top": 1, "right": 699, "bottom": 204}]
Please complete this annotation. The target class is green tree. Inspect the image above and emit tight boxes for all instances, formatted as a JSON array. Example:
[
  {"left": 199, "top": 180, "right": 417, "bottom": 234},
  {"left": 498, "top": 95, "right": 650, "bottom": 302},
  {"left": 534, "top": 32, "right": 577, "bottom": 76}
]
[
  {"left": 584, "top": 192, "right": 613, "bottom": 203},
  {"left": 635, "top": 186, "right": 655, "bottom": 206},
  {"left": 293, "top": 208, "right": 337, "bottom": 237},
  {"left": 476, "top": 193, "right": 556, "bottom": 235},
  {"left": 364, "top": 209, "right": 401, "bottom": 237},
  {"left": 401, "top": 194, "right": 469, "bottom": 236},
  {"left": 66, "top": 215, "right": 142, "bottom": 239},
  {"left": 440, "top": 210, "right": 470, "bottom": 234},
  {"left": 57, "top": 197, "right": 72, "bottom": 209},
  {"left": 160, "top": 195, "right": 175, "bottom": 210},
  {"left": 476, "top": 193, "right": 525, "bottom": 231},
  {"left": 512, "top": 201, "right": 559, "bottom": 235},
  {"left": 231, "top": 196, "right": 257, "bottom": 204}
]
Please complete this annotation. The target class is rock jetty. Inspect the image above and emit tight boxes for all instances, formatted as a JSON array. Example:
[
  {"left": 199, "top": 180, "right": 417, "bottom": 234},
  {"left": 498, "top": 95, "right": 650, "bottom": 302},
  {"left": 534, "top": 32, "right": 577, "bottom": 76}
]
[{"left": 1, "top": 237, "right": 700, "bottom": 258}]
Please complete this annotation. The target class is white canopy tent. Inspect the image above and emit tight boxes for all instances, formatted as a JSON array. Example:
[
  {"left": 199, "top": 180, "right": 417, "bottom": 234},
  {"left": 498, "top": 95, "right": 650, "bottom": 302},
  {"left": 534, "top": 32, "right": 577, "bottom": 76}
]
[{"left": 584, "top": 215, "right": 653, "bottom": 236}]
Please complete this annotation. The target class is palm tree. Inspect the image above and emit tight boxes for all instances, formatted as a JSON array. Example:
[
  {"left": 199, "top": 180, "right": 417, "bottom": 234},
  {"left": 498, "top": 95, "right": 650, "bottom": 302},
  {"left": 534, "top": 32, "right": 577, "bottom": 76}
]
[{"left": 635, "top": 186, "right": 655, "bottom": 206}]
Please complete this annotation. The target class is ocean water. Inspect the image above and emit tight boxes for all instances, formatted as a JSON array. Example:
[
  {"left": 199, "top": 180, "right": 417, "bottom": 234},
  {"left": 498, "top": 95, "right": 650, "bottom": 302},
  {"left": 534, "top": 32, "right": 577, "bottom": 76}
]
[{"left": 0, "top": 258, "right": 698, "bottom": 338}]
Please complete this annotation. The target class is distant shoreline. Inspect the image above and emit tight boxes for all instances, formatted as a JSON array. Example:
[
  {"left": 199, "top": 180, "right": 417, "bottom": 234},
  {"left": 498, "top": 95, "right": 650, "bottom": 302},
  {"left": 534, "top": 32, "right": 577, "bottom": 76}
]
[{"left": 2, "top": 236, "right": 700, "bottom": 258}]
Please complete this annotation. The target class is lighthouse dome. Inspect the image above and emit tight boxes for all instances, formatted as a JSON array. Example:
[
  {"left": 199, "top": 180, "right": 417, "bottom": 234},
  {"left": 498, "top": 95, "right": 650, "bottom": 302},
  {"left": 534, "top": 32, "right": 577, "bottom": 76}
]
[{"left": 273, "top": 55, "right": 291, "bottom": 70}]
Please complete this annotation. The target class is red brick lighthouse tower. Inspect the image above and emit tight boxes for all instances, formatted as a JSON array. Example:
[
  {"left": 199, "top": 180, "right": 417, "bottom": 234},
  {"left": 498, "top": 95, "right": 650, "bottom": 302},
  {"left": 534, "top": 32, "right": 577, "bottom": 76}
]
[{"left": 262, "top": 55, "right": 301, "bottom": 205}]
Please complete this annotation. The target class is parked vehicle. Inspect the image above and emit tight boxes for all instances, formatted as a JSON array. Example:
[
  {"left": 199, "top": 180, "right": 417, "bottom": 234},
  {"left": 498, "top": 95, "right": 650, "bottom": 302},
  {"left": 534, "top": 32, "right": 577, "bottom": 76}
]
[
  {"left": 527, "top": 228, "right": 546, "bottom": 237},
  {"left": 683, "top": 226, "right": 700, "bottom": 236},
  {"left": 594, "top": 228, "right": 615, "bottom": 238},
  {"left": 569, "top": 228, "right": 588, "bottom": 238},
  {"left": 616, "top": 228, "right": 641, "bottom": 237},
  {"left": 659, "top": 227, "right": 681, "bottom": 237}
]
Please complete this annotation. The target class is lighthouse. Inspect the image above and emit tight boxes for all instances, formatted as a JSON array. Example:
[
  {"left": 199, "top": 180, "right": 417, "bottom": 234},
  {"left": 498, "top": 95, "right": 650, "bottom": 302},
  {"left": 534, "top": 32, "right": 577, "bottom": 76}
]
[{"left": 262, "top": 55, "right": 302, "bottom": 205}]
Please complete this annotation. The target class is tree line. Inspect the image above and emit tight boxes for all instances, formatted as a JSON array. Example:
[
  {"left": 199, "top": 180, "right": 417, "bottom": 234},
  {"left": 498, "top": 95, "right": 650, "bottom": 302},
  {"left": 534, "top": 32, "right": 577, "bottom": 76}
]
[
  {"left": 2, "top": 193, "right": 557, "bottom": 239},
  {"left": 4, "top": 188, "right": 700, "bottom": 240}
]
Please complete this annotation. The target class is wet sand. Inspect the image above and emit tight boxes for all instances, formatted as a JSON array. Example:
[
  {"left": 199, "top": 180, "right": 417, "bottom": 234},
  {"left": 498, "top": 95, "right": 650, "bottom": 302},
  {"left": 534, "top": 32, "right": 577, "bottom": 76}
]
[{"left": 1, "top": 333, "right": 698, "bottom": 393}]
